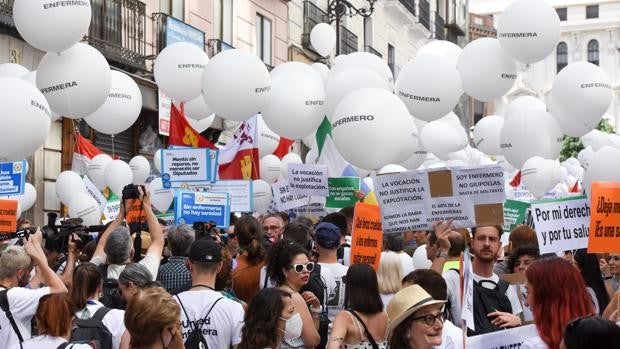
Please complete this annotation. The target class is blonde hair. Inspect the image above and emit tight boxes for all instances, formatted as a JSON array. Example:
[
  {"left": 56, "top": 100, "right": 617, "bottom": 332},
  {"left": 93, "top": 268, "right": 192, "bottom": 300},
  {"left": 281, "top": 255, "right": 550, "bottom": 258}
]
[
  {"left": 124, "top": 287, "right": 180, "bottom": 348},
  {"left": 377, "top": 251, "right": 403, "bottom": 295},
  {"left": 0, "top": 246, "right": 32, "bottom": 279}
]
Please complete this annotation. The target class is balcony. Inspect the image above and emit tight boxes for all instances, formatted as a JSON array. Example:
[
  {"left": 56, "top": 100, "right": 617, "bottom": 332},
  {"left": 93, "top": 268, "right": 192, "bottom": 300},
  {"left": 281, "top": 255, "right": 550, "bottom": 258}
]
[
  {"left": 0, "top": 0, "right": 18, "bottom": 37},
  {"left": 339, "top": 26, "right": 358, "bottom": 55},
  {"left": 302, "top": 0, "right": 328, "bottom": 53},
  {"left": 399, "top": 0, "right": 416, "bottom": 17},
  {"left": 419, "top": 0, "right": 430, "bottom": 31},
  {"left": 434, "top": 12, "right": 445, "bottom": 39},
  {"left": 365, "top": 45, "right": 382, "bottom": 58},
  {"left": 86, "top": 0, "right": 147, "bottom": 72}
]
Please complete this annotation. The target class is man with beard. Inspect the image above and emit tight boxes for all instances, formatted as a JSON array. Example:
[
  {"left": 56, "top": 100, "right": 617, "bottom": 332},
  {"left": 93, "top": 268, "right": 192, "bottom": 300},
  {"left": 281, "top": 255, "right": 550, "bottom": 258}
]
[
  {"left": 443, "top": 225, "right": 522, "bottom": 332},
  {"left": 0, "top": 229, "right": 67, "bottom": 348}
]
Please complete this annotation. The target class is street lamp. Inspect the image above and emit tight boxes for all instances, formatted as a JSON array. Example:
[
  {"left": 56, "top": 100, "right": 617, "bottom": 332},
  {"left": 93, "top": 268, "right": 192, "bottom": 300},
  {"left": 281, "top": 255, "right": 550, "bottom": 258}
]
[{"left": 327, "top": 0, "right": 377, "bottom": 55}]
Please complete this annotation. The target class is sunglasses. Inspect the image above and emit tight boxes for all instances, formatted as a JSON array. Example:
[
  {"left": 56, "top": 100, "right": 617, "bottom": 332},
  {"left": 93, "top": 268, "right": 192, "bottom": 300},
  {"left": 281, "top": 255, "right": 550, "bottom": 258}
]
[
  {"left": 411, "top": 312, "right": 445, "bottom": 326},
  {"left": 289, "top": 262, "right": 314, "bottom": 273}
]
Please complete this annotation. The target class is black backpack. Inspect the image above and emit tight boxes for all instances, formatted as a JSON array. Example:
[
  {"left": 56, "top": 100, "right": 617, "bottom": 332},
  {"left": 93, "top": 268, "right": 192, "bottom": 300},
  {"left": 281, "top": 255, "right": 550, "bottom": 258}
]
[
  {"left": 98, "top": 264, "right": 125, "bottom": 310},
  {"left": 300, "top": 264, "right": 330, "bottom": 349},
  {"left": 70, "top": 307, "right": 114, "bottom": 349},
  {"left": 176, "top": 295, "right": 224, "bottom": 349},
  {"left": 467, "top": 279, "right": 513, "bottom": 337}
]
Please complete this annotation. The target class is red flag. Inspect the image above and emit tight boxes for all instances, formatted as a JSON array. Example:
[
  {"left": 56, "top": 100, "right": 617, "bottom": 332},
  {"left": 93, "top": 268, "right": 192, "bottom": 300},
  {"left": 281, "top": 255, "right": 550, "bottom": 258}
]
[
  {"left": 169, "top": 103, "right": 216, "bottom": 149},
  {"left": 72, "top": 133, "right": 104, "bottom": 175},
  {"left": 569, "top": 181, "right": 580, "bottom": 193},
  {"left": 272, "top": 137, "right": 295, "bottom": 159},
  {"left": 218, "top": 116, "right": 260, "bottom": 180},
  {"left": 509, "top": 171, "right": 521, "bottom": 187}
]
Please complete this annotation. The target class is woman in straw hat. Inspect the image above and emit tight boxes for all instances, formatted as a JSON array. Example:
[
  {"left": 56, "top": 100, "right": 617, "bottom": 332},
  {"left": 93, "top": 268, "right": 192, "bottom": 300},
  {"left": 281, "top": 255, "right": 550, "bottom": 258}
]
[{"left": 386, "top": 285, "right": 447, "bottom": 349}]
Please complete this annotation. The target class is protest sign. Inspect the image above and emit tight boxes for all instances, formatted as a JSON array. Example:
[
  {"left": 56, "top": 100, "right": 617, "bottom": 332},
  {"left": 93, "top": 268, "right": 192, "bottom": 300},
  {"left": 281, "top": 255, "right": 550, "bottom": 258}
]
[
  {"left": 188, "top": 180, "right": 253, "bottom": 212},
  {"left": 503, "top": 200, "right": 530, "bottom": 232},
  {"left": 174, "top": 191, "right": 230, "bottom": 227},
  {"left": 288, "top": 163, "right": 329, "bottom": 197},
  {"left": 588, "top": 182, "right": 620, "bottom": 253},
  {"left": 350, "top": 203, "right": 382, "bottom": 271},
  {"left": 272, "top": 182, "right": 309, "bottom": 211},
  {"left": 161, "top": 148, "right": 210, "bottom": 187},
  {"left": 0, "top": 199, "right": 18, "bottom": 239},
  {"left": 287, "top": 202, "right": 328, "bottom": 220},
  {"left": 531, "top": 196, "right": 590, "bottom": 254},
  {"left": 0, "top": 161, "right": 26, "bottom": 196},
  {"left": 83, "top": 175, "right": 107, "bottom": 213},
  {"left": 326, "top": 177, "right": 360, "bottom": 208},
  {"left": 466, "top": 324, "right": 539, "bottom": 349},
  {"left": 374, "top": 165, "right": 505, "bottom": 233}
]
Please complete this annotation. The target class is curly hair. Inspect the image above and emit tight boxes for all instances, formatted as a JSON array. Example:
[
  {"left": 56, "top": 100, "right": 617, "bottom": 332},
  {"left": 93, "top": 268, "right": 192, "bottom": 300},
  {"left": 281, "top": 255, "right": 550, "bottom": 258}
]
[
  {"left": 238, "top": 288, "right": 291, "bottom": 349},
  {"left": 266, "top": 239, "right": 309, "bottom": 286},
  {"left": 507, "top": 244, "right": 540, "bottom": 273}
]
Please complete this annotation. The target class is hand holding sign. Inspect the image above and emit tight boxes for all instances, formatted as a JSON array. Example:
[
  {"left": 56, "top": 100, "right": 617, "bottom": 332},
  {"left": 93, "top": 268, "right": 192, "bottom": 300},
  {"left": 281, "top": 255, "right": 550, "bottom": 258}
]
[{"left": 433, "top": 220, "right": 454, "bottom": 251}]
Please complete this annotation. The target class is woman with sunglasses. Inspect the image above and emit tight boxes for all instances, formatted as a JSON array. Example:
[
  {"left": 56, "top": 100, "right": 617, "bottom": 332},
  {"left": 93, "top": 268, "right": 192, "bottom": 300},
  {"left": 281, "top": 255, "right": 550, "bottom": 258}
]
[{"left": 266, "top": 239, "right": 321, "bottom": 349}]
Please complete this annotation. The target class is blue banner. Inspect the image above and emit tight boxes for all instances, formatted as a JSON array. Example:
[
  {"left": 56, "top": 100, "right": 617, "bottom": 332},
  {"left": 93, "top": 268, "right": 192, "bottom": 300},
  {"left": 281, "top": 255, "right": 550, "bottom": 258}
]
[
  {"left": 165, "top": 16, "right": 205, "bottom": 48},
  {"left": 174, "top": 191, "right": 230, "bottom": 228},
  {"left": 0, "top": 161, "right": 26, "bottom": 196}
]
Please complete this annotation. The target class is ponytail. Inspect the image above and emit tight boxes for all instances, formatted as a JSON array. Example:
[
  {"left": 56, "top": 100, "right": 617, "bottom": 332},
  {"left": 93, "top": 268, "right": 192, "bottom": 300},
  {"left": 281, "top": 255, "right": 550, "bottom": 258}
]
[
  {"left": 236, "top": 216, "right": 266, "bottom": 265},
  {"left": 71, "top": 262, "right": 102, "bottom": 310}
]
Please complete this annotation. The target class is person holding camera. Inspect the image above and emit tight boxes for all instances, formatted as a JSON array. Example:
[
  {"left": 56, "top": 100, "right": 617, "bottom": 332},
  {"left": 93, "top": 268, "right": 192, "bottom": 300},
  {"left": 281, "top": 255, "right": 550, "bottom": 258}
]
[{"left": 0, "top": 229, "right": 68, "bottom": 348}]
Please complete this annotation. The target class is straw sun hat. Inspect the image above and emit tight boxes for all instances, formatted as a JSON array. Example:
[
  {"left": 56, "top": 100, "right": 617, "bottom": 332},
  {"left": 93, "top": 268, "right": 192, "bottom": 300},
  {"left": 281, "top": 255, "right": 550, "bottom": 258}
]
[{"left": 386, "top": 285, "right": 447, "bottom": 339}]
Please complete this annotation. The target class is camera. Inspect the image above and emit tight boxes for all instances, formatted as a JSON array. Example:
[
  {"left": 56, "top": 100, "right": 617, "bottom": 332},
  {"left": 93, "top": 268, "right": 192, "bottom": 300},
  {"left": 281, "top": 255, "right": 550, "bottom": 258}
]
[{"left": 122, "top": 184, "right": 144, "bottom": 201}]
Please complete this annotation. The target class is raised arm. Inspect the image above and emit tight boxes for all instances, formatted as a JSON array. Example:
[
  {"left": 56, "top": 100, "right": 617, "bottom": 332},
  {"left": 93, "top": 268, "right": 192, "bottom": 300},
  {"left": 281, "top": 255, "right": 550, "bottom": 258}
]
[
  {"left": 430, "top": 220, "right": 453, "bottom": 275},
  {"left": 24, "top": 229, "right": 67, "bottom": 294},
  {"left": 140, "top": 186, "right": 164, "bottom": 257},
  {"left": 91, "top": 202, "right": 125, "bottom": 263}
]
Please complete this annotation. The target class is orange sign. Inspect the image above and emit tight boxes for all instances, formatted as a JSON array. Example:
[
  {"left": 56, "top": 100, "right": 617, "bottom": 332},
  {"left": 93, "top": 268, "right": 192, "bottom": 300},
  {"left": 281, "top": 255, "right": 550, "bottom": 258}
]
[
  {"left": 350, "top": 202, "right": 383, "bottom": 271},
  {"left": 125, "top": 198, "right": 147, "bottom": 224},
  {"left": 588, "top": 182, "right": 620, "bottom": 253},
  {"left": 0, "top": 199, "right": 18, "bottom": 235}
]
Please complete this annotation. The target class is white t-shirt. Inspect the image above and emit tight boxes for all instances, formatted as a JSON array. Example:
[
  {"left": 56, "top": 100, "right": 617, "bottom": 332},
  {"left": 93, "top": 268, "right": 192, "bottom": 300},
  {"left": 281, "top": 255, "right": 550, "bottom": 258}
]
[
  {"left": 0, "top": 286, "right": 50, "bottom": 348},
  {"left": 175, "top": 289, "right": 244, "bottom": 348},
  {"left": 91, "top": 253, "right": 160, "bottom": 280},
  {"left": 75, "top": 300, "right": 126, "bottom": 349},
  {"left": 9, "top": 334, "right": 92, "bottom": 349},
  {"left": 380, "top": 293, "right": 395, "bottom": 308},
  {"left": 320, "top": 262, "right": 348, "bottom": 321},
  {"left": 434, "top": 320, "right": 463, "bottom": 349},
  {"left": 397, "top": 252, "right": 414, "bottom": 277},
  {"left": 412, "top": 244, "right": 432, "bottom": 270}
]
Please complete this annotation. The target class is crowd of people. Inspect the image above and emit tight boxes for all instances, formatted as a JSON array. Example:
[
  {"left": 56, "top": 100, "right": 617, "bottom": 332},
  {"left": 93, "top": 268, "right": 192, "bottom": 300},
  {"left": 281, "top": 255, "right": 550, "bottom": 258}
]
[{"left": 0, "top": 189, "right": 619, "bottom": 349}]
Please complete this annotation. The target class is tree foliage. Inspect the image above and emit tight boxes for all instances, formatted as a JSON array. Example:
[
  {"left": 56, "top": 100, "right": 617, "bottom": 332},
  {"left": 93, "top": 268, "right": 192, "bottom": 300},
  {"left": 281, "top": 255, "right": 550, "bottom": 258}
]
[{"left": 559, "top": 118, "right": 615, "bottom": 161}]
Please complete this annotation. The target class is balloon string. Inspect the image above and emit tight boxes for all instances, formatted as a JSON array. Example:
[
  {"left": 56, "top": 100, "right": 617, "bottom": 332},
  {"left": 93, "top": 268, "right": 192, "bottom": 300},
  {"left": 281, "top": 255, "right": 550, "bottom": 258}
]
[{"left": 111, "top": 134, "right": 116, "bottom": 158}]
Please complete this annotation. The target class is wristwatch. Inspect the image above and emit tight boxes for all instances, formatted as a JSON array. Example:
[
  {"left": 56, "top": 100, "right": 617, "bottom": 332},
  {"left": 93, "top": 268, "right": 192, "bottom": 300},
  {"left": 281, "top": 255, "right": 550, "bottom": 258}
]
[{"left": 436, "top": 250, "right": 449, "bottom": 259}]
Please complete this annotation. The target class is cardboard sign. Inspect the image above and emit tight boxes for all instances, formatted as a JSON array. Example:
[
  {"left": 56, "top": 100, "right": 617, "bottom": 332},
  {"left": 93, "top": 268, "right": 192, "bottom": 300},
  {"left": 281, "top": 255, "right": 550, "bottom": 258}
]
[
  {"left": 503, "top": 199, "right": 530, "bottom": 232},
  {"left": 374, "top": 165, "right": 505, "bottom": 233},
  {"left": 83, "top": 175, "right": 107, "bottom": 213},
  {"left": 466, "top": 324, "right": 539, "bottom": 348},
  {"left": 174, "top": 191, "right": 230, "bottom": 228},
  {"left": 125, "top": 198, "right": 147, "bottom": 224},
  {"left": 588, "top": 182, "right": 620, "bottom": 253},
  {"left": 532, "top": 196, "right": 590, "bottom": 254},
  {"left": 326, "top": 177, "right": 360, "bottom": 208},
  {"left": 161, "top": 148, "right": 210, "bottom": 187},
  {"left": 350, "top": 203, "right": 383, "bottom": 271},
  {"left": 272, "top": 182, "right": 309, "bottom": 211},
  {"left": 288, "top": 163, "right": 329, "bottom": 197},
  {"left": 0, "top": 199, "right": 18, "bottom": 236},
  {"left": 0, "top": 161, "right": 26, "bottom": 196}
]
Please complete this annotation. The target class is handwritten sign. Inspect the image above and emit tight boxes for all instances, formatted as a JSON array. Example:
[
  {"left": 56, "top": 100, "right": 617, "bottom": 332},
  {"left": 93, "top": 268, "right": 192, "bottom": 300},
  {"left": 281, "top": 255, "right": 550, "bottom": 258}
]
[
  {"left": 0, "top": 161, "right": 26, "bottom": 196},
  {"left": 350, "top": 203, "right": 382, "bottom": 271},
  {"left": 288, "top": 163, "right": 329, "bottom": 197},
  {"left": 174, "top": 191, "right": 230, "bottom": 228},
  {"left": 588, "top": 182, "right": 620, "bottom": 253},
  {"left": 326, "top": 177, "right": 360, "bottom": 208},
  {"left": 272, "top": 182, "right": 309, "bottom": 211},
  {"left": 0, "top": 199, "right": 18, "bottom": 238},
  {"left": 532, "top": 196, "right": 590, "bottom": 254},
  {"left": 161, "top": 148, "right": 210, "bottom": 187}
]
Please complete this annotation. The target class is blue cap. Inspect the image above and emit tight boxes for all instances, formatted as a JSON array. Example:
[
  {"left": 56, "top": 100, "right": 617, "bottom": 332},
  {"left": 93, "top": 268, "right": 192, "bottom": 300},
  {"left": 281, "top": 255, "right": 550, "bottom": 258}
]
[{"left": 315, "top": 222, "right": 341, "bottom": 249}]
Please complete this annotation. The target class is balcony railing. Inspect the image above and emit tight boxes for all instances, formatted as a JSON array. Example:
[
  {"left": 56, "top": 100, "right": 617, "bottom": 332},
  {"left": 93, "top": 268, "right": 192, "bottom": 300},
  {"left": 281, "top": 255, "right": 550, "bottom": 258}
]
[
  {"left": 302, "top": 1, "right": 328, "bottom": 52},
  {"left": 419, "top": 0, "right": 430, "bottom": 30},
  {"left": 339, "top": 26, "right": 358, "bottom": 55},
  {"left": 206, "top": 38, "right": 234, "bottom": 58},
  {"left": 434, "top": 12, "right": 445, "bottom": 39},
  {"left": 365, "top": 45, "right": 382, "bottom": 58},
  {"left": 399, "top": 0, "right": 416, "bottom": 17},
  {"left": 86, "top": 0, "right": 147, "bottom": 72}
]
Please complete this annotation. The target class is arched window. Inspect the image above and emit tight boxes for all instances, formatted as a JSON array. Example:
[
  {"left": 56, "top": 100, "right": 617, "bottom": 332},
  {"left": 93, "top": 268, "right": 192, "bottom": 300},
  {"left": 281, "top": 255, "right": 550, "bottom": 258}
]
[
  {"left": 556, "top": 42, "right": 568, "bottom": 72},
  {"left": 588, "top": 39, "right": 599, "bottom": 66}
]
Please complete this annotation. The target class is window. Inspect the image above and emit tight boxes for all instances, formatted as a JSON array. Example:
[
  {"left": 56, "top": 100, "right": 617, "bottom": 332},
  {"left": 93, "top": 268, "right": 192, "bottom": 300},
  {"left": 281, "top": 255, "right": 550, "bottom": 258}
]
[
  {"left": 363, "top": 17, "right": 373, "bottom": 48},
  {"left": 256, "top": 14, "right": 272, "bottom": 65},
  {"left": 586, "top": 5, "right": 598, "bottom": 19},
  {"left": 214, "top": 0, "right": 234, "bottom": 44},
  {"left": 160, "top": 0, "right": 184, "bottom": 20},
  {"left": 388, "top": 44, "right": 395, "bottom": 77},
  {"left": 556, "top": 41, "right": 568, "bottom": 72},
  {"left": 587, "top": 39, "right": 599, "bottom": 66},
  {"left": 473, "top": 100, "right": 484, "bottom": 125},
  {"left": 556, "top": 7, "right": 567, "bottom": 21}
]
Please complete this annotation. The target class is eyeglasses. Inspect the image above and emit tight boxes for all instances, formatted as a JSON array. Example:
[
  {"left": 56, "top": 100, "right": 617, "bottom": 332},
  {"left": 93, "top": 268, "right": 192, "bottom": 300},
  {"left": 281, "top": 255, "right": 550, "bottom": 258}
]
[
  {"left": 263, "top": 225, "right": 283, "bottom": 232},
  {"left": 289, "top": 262, "right": 314, "bottom": 273},
  {"left": 411, "top": 312, "right": 444, "bottom": 326}
]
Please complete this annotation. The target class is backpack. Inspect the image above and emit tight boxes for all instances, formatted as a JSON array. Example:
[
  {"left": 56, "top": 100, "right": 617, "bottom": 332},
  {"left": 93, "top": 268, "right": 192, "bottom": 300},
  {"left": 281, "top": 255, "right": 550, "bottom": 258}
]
[
  {"left": 70, "top": 307, "right": 113, "bottom": 349},
  {"left": 467, "top": 278, "right": 513, "bottom": 337},
  {"left": 300, "top": 264, "right": 330, "bottom": 349},
  {"left": 97, "top": 264, "right": 125, "bottom": 309},
  {"left": 176, "top": 295, "right": 224, "bottom": 349},
  {"left": 0, "top": 288, "right": 24, "bottom": 349}
]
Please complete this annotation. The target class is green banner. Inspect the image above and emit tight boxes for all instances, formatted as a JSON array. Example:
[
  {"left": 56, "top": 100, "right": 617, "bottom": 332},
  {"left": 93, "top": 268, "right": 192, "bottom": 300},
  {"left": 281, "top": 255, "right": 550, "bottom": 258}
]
[
  {"left": 503, "top": 199, "right": 531, "bottom": 232},
  {"left": 326, "top": 177, "right": 360, "bottom": 209}
]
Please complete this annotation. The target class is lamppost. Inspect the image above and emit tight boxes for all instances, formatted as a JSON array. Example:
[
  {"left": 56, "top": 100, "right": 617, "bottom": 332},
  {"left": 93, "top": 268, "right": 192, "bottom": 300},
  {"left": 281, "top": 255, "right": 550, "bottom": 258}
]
[{"left": 327, "top": 0, "right": 377, "bottom": 55}]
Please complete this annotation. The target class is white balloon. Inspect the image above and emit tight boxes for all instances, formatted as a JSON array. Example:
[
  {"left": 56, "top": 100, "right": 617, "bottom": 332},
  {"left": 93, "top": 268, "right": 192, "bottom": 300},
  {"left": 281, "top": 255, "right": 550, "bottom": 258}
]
[
  {"left": 257, "top": 115, "right": 280, "bottom": 158},
  {"left": 496, "top": 155, "right": 516, "bottom": 173},
  {"left": 0, "top": 63, "right": 28, "bottom": 78},
  {"left": 582, "top": 129, "right": 614, "bottom": 151},
  {"left": 330, "top": 52, "right": 394, "bottom": 88},
  {"left": 56, "top": 171, "right": 86, "bottom": 205},
  {"left": 497, "top": 0, "right": 560, "bottom": 64},
  {"left": 310, "top": 23, "right": 336, "bottom": 57},
  {"left": 505, "top": 96, "right": 546, "bottom": 119},
  {"left": 583, "top": 146, "right": 620, "bottom": 198},
  {"left": 260, "top": 155, "right": 281, "bottom": 183},
  {"left": 87, "top": 154, "right": 112, "bottom": 191},
  {"left": 84, "top": 71, "right": 142, "bottom": 135},
  {"left": 396, "top": 117, "right": 423, "bottom": 164},
  {"left": 420, "top": 120, "right": 468, "bottom": 155},
  {"left": 187, "top": 114, "right": 215, "bottom": 133},
  {"left": 473, "top": 115, "right": 504, "bottom": 155},
  {"left": 457, "top": 38, "right": 517, "bottom": 102},
  {"left": 0, "top": 77, "right": 52, "bottom": 161},
  {"left": 37, "top": 43, "right": 111, "bottom": 118},
  {"left": 252, "top": 179, "right": 273, "bottom": 214},
  {"left": 325, "top": 67, "right": 389, "bottom": 121},
  {"left": 21, "top": 71, "right": 61, "bottom": 122},
  {"left": 400, "top": 149, "right": 428, "bottom": 170},
  {"left": 396, "top": 54, "right": 463, "bottom": 121},
  {"left": 148, "top": 177, "right": 174, "bottom": 213},
  {"left": 280, "top": 153, "right": 303, "bottom": 179},
  {"left": 68, "top": 194, "right": 101, "bottom": 226},
  {"left": 331, "top": 88, "right": 412, "bottom": 170},
  {"left": 311, "top": 63, "right": 329, "bottom": 86},
  {"left": 521, "top": 157, "right": 560, "bottom": 198},
  {"left": 10, "top": 183, "right": 36, "bottom": 212},
  {"left": 202, "top": 49, "right": 271, "bottom": 121},
  {"left": 578, "top": 146, "right": 594, "bottom": 170},
  {"left": 13, "top": 0, "right": 91, "bottom": 53},
  {"left": 305, "top": 147, "right": 318, "bottom": 164},
  {"left": 262, "top": 62, "right": 325, "bottom": 139},
  {"left": 104, "top": 160, "right": 133, "bottom": 197},
  {"left": 129, "top": 156, "right": 151, "bottom": 185},
  {"left": 153, "top": 149, "right": 162, "bottom": 173},
  {"left": 378, "top": 164, "right": 407, "bottom": 174},
  {"left": 154, "top": 42, "right": 209, "bottom": 101},
  {"left": 185, "top": 95, "right": 214, "bottom": 121},
  {"left": 500, "top": 108, "right": 563, "bottom": 169},
  {"left": 548, "top": 96, "right": 599, "bottom": 137},
  {"left": 417, "top": 40, "right": 462, "bottom": 66}
]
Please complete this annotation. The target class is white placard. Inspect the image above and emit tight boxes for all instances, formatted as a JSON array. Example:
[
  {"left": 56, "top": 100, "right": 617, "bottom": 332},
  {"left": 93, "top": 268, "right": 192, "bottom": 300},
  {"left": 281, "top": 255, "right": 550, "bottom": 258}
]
[
  {"left": 161, "top": 148, "right": 209, "bottom": 184},
  {"left": 82, "top": 175, "right": 107, "bottom": 213},
  {"left": 288, "top": 163, "right": 329, "bottom": 197},
  {"left": 466, "top": 324, "right": 539, "bottom": 349},
  {"left": 531, "top": 196, "right": 590, "bottom": 254},
  {"left": 272, "top": 182, "right": 310, "bottom": 211},
  {"left": 103, "top": 200, "right": 120, "bottom": 221}
]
